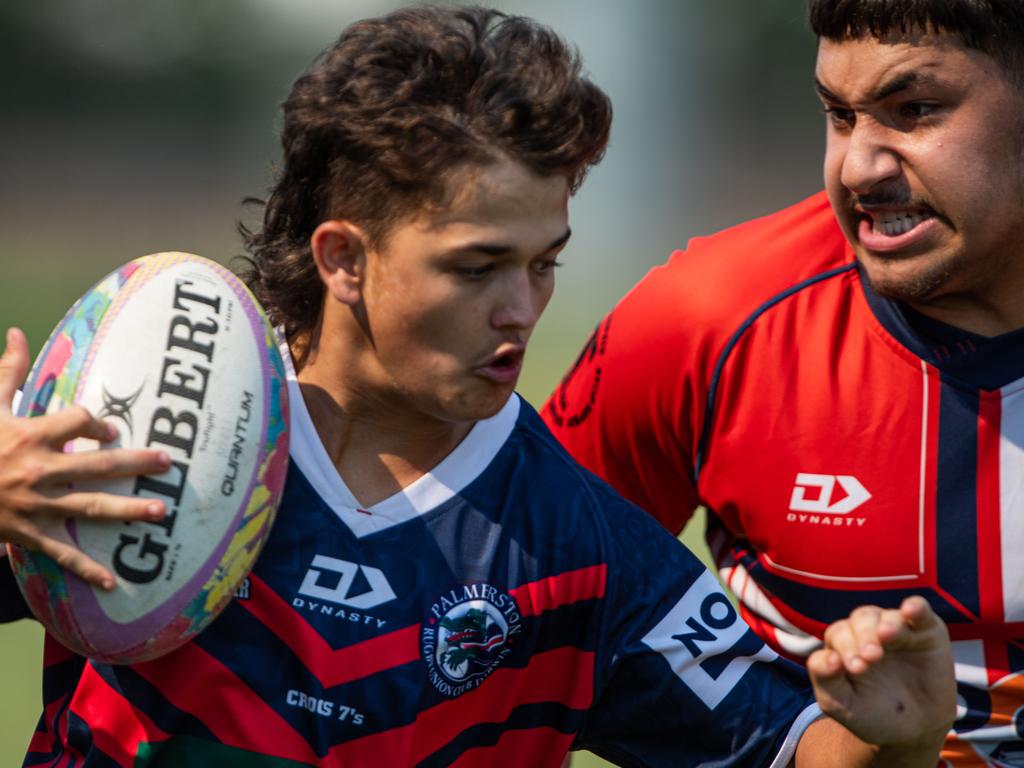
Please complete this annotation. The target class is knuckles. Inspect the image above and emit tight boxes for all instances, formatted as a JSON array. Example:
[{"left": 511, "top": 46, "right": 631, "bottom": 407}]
[
  {"left": 82, "top": 495, "right": 105, "bottom": 519},
  {"left": 50, "top": 547, "right": 77, "bottom": 571},
  {"left": 822, "top": 623, "right": 848, "bottom": 652},
  {"left": 66, "top": 405, "right": 93, "bottom": 431},
  {"left": 1, "top": 417, "right": 40, "bottom": 454},
  {"left": 19, "top": 460, "right": 47, "bottom": 489},
  {"left": 90, "top": 452, "right": 117, "bottom": 476},
  {"left": 848, "top": 604, "right": 882, "bottom": 623},
  {"left": 0, "top": 460, "right": 48, "bottom": 494}
]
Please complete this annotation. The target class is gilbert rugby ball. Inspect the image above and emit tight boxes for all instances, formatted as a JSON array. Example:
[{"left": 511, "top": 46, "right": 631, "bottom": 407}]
[{"left": 8, "top": 252, "right": 289, "bottom": 663}]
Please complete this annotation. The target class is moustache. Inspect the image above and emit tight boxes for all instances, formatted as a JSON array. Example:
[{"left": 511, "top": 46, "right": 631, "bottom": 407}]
[{"left": 849, "top": 191, "right": 935, "bottom": 212}]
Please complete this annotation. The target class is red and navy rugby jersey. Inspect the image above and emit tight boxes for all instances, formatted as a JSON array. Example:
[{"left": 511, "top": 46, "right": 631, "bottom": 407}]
[
  {"left": 3, "top": 371, "right": 818, "bottom": 766},
  {"left": 544, "top": 191, "right": 1024, "bottom": 766}
]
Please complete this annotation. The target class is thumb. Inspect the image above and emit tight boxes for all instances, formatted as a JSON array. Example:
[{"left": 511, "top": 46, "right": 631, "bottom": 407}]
[
  {"left": 807, "top": 647, "right": 855, "bottom": 719},
  {"left": 0, "top": 328, "right": 30, "bottom": 415}
]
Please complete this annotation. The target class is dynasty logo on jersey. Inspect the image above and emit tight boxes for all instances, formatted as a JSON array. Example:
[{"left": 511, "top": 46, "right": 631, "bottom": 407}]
[
  {"left": 789, "top": 473, "right": 871, "bottom": 515},
  {"left": 422, "top": 583, "right": 523, "bottom": 697},
  {"left": 291, "top": 554, "right": 397, "bottom": 630},
  {"left": 297, "top": 554, "right": 397, "bottom": 609},
  {"left": 786, "top": 473, "right": 872, "bottom": 529}
]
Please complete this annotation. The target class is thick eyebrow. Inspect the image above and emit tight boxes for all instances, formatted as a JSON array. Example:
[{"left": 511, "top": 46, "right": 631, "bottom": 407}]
[
  {"left": 451, "top": 228, "right": 572, "bottom": 257},
  {"left": 871, "top": 71, "right": 933, "bottom": 101},
  {"left": 815, "top": 71, "right": 939, "bottom": 104},
  {"left": 814, "top": 78, "right": 843, "bottom": 103}
]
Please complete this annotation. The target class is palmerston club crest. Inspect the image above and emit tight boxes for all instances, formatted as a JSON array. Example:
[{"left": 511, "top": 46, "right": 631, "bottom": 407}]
[{"left": 422, "top": 583, "right": 522, "bottom": 697}]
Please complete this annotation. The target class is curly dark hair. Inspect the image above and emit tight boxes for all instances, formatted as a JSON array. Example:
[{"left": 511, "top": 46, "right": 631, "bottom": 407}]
[
  {"left": 240, "top": 5, "right": 612, "bottom": 339},
  {"left": 809, "top": 0, "right": 1024, "bottom": 81}
]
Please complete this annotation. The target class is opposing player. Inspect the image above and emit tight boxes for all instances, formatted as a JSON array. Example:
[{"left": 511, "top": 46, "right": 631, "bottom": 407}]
[
  {"left": 1, "top": 5, "right": 953, "bottom": 766},
  {"left": 544, "top": 0, "right": 1024, "bottom": 764}
]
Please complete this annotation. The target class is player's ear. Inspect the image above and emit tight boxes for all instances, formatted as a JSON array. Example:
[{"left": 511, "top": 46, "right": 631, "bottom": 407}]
[{"left": 311, "top": 220, "right": 367, "bottom": 306}]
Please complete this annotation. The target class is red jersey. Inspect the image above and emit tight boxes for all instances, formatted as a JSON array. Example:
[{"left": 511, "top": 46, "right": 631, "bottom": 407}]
[{"left": 544, "top": 191, "right": 1024, "bottom": 766}]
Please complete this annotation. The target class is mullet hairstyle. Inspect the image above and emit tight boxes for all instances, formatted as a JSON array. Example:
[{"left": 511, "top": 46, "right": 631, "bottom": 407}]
[
  {"left": 809, "top": 0, "right": 1024, "bottom": 81},
  {"left": 241, "top": 5, "right": 612, "bottom": 339}
]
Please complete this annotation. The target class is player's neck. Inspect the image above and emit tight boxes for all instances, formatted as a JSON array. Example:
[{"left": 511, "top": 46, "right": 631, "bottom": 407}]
[{"left": 293, "top": 351, "right": 474, "bottom": 509}]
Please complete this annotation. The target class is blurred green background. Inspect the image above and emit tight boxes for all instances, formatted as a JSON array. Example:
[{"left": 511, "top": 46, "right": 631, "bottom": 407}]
[{"left": 0, "top": 0, "right": 821, "bottom": 764}]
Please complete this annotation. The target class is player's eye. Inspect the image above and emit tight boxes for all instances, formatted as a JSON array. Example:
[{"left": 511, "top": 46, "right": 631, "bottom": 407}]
[
  {"left": 822, "top": 105, "right": 855, "bottom": 129},
  {"left": 532, "top": 258, "right": 562, "bottom": 276},
  {"left": 898, "top": 101, "right": 940, "bottom": 121},
  {"left": 453, "top": 263, "right": 494, "bottom": 280}
]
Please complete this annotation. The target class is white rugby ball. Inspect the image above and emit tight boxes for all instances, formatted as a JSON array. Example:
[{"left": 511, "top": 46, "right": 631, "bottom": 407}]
[{"left": 8, "top": 253, "right": 289, "bottom": 663}]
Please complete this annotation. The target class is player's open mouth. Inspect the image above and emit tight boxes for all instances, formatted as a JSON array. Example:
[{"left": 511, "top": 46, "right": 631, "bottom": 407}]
[
  {"left": 476, "top": 347, "right": 524, "bottom": 384},
  {"left": 856, "top": 208, "right": 939, "bottom": 253}
]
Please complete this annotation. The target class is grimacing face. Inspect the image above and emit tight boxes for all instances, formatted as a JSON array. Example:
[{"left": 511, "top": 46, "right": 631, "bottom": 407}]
[
  {"left": 817, "top": 33, "right": 1024, "bottom": 313},
  {"left": 356, "top": 158, "right": 571, "bottom": 425}
]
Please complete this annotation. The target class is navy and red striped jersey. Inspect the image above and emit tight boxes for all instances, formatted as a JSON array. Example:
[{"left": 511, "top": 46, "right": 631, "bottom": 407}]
[
  {"left": 543, "top": 191, "right": 1024, "bottom": 766},
  {"left": 4, "top": 364, "right": 818, "bottom": 766}
]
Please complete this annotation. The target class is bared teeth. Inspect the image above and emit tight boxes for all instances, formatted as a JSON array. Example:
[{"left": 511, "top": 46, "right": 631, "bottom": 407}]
[{"left": 872, "top": 211, "right": 929, "bottom": 236}]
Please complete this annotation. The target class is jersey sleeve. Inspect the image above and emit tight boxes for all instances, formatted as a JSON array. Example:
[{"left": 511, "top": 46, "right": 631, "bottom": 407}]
[
  {"left": 542, "top": 254, "right": 711, "bottom": 535},
  {"left": 577, "top": 493, "right": 820, "bottom": 767}
]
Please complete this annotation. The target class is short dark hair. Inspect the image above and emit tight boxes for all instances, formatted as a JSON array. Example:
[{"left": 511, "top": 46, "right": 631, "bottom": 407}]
[
  {"left": 809, "top": 0, "right": 1024, "bottom": 79},
  {"left": 241, "top": 5, "right": 612, "bottom": 339}
]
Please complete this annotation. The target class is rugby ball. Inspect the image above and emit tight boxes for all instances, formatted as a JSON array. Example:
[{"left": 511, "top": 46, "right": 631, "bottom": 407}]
[{"left": 8, "top": 252, "right": 289, "bottom": 663}]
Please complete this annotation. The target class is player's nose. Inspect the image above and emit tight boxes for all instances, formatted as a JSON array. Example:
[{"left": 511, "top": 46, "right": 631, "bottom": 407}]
[
  {"left": 491, "top": 272, "right": 542, "bottom": 331},
  {"left": 840, "top": 123, "right": 902, "bottom": 194}
]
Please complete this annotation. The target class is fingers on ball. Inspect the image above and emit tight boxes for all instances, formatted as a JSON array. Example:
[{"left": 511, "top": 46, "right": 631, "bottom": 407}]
[{"left": 48, "top": 492, "right": 165, "bottom": 521}]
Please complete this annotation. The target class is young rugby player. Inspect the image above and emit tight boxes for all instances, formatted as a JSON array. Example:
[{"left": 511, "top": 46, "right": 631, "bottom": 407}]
[
  {"left": 1, "top": 6, "right": 953, "bottom": 766},
  {"left": 545, "top": 0, "right": 1024, "bottom": 763}
]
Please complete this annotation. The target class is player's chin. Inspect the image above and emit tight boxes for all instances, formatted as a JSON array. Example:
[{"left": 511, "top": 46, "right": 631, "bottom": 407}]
[
  {"left": 466, "top": 388, "right": 516, "bottom": 421},
  {"left": 857, "top": 250, "right": 955, "bottom": 304},
  {"left": 462, "top": 381, "right": 518, "bottom": 421},
  {"left": 432, "top": 380, "right": 515, "bottom": 424}
]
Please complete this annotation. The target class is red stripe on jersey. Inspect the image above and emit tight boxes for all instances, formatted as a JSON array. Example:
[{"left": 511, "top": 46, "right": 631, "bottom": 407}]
[
  {"left": 737, "top": 604, "right": 806, "bottom": 665},
  {"left": 242, "top": 566, "right": 606, "bottom": 689},
  {"left": 984, "top": 638, "right": 1010, "bottom": 689},
  {"left": 243, "top": 574, "right": 421, "bottom": 688},
  {"left": 738, "top": 603, "right": 778, "bottom": 646},
  {"left": 70, "top": 663, "right": 170, "bottom": 767},
  {"left": 132, "top": 643, "right": 320, "bottom": 765},
  {"left": 322, "top": 645, "right": 595, "bottom": 766},
  {"left": 946, "top": 621, "right": 1024, "bottom": 641},
  {"left": 27, "top": 731, "right": 51, "bottom": 755},
  {"left": 27, "top": 689, "right": 69, "bottom": 754},
  {"left": 976, "top": 393, "right": 1003, "bottom": 628},
  {"left": 510, "top": 565, "right": 607, "bottom": 617},
  {"left": 447, "top": 726, "right": 574, "bottom": 768},
  {"left": 42, "top": 632, "right": 77, "bottom": 667}
]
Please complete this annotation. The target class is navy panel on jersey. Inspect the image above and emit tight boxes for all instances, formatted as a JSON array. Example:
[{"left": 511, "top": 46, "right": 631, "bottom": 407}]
[{"left": 936, "top": 379, "right": 981, "bottom": 619}]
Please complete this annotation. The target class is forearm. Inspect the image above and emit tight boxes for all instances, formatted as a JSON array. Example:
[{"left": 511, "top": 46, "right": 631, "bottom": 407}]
[{"left": 794, "top": 718, "right": 946, "bottom": 768}]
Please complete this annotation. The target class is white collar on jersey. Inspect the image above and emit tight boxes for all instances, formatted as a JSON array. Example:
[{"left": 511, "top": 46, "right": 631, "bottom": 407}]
[{"left": 279, "top": 334, "right": 520, "bottom": 538}]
